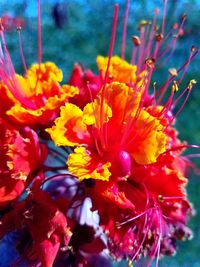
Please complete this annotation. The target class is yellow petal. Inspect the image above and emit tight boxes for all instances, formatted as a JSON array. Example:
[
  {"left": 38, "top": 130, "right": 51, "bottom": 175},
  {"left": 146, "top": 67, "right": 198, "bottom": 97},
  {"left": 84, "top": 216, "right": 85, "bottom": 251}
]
[
  {"left": 128, "top": 110, "right": 166, "bottom": 164},
  {"left": 97, "top": 55, "right": 137, "bottom": 83},
  {"left": 46, "top": 103, "right": 90, "bottom": 146},
  {"left": 83, "top": 99, "right": 112, "bottom": 126},
  {"left": 67, "top": 146, "right": 111, "bottom": 181}
]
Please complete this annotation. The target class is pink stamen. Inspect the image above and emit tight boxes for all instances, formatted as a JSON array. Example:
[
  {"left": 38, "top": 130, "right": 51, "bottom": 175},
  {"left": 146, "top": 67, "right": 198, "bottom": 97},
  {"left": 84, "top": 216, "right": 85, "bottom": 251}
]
[
  {"left": 119, "top": 208, "right": 154, "bottom": 226},
  {"left": 137, "top": 25, "right": 146, "bottom": 73},
  {"left": 156, "top": 48, "right": 199, "bottom": 103},
  {"left": 178, "top": 48, "right": 196, "bottom": 84},
  {"left": 99, "top": 4, "right": 119, "bottom": 147},
  {"left": 171, "top": 87, "right": 191, "bottom": 121},
  {"left": 121, "top": 0, "right": 130, "bottom": 60},
  {"left": 161, "top": 0, "right": 167, "bottom": 35},
  {"left": 158, "top": 15, "right": 186, "bottom": 67},
  {"left": 130, "top": 45, "right": 137, "bottom": 65},
  {"left": 0, "top": 29, "right": 15, "bottom": 77},
  {"left": 186, "top": 154, "right": 200, "bottom": 158},
  {"left": 38, "top": 0, "right": 42, "bottom": 64},
  {"left": 145, "top": 9, "right": 159, "bottom": 59},
  {"left": 17, "top": 27, "right": 27, "bottom": 73},
  {"left": 165, "top": 144, "right": 200, "bottom": 154},
  {"left": 0, "top": 23, "right": 37, "bottom": 109}
]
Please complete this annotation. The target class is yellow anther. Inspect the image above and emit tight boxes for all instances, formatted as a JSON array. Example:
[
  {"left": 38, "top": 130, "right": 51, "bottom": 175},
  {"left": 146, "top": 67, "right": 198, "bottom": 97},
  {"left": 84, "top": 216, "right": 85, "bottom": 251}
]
[
  {"left": 128, "top": 259, "right": 134, "bottom": 267},
  {"left": 172, "top": 80, "right": 179, "bottom": 92},
  {"left": 158, "top": 194, "right": 165, "bottom": 202},
  {"left": 191, "top": 45, "right": 196, "bottom": 53},
  {"left": 169, "top": 68, "right": 178, "bottom": 77},
  {"left": 148, "top": 230, "right": 153, "bottom": 239},
  {"left": 187, "top": 79, "right": 197, "bottom": 90},
  {"left": 140, "top": 20, "right": 148, "bottom": 27}
]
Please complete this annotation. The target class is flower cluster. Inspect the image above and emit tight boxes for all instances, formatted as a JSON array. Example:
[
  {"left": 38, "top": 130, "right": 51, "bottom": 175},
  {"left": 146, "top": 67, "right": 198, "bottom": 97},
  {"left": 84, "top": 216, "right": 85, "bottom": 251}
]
[{"left": 0, "top": 1, "right": 199, "bottom": 267}]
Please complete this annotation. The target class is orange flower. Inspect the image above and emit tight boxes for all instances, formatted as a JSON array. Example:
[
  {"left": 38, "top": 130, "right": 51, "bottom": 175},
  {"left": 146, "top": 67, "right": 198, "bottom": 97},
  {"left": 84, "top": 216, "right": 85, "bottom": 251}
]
[
  {"left": 47, "top": 80, "right": 166, "bottom": 183},
  {"left": 0, "top": 62, "right": 79, "bottom": 128}
]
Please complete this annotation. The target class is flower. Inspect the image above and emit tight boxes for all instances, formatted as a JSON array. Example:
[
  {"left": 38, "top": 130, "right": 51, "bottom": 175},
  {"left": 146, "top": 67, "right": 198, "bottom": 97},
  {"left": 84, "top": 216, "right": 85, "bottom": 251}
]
[
  {"left": 0, "top": 1, "right": 198, "bottom": 266},
  {"left": 47, "top": 53, "right": 193, "bottom": 260},
  {"left": 0, "top": 56, "right": 79, "bottom": 128},
  {"left": 47, "top": 78, "right": 166, "bottom": 175},
  {"left": 0, "top": 189, "right": 72, "bottom": 267},
  {"left": 46, "top": 2, "right": 198, "bottom": 262},
  {"left": 69, "top": 63, "right": 101, "bottom": 108},
  {"left": 0, "top": 118, "right": 47, "bottom": 208}
]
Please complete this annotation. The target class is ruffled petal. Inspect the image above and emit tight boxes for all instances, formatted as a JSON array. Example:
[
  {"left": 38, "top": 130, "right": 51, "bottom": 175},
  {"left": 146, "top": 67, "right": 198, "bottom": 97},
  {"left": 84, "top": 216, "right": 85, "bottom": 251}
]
[
  {"left": 67, "top": 146, "right": 111, "bottom": 181},
  {"left": 46, "top": 103, "right": 91, "bottom": 146}
]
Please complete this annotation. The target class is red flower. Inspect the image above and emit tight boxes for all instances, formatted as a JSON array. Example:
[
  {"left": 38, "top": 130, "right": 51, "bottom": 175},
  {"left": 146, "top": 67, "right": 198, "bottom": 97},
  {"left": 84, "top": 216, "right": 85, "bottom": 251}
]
[
  {"left": 0, "top": 118, "right": 47, "bottom": 208},
  {"left": 69, "top": 63, "right": 101, "bottom": 108},
  {"left": 0, "top": 190, "right": 72, "bottom": 267}
]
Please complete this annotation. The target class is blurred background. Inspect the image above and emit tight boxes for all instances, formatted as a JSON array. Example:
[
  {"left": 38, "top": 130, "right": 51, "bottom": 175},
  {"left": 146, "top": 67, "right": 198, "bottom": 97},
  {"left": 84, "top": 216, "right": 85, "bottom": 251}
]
[{"left": 0, "top": 0, "right": 199, "bottom": 266}]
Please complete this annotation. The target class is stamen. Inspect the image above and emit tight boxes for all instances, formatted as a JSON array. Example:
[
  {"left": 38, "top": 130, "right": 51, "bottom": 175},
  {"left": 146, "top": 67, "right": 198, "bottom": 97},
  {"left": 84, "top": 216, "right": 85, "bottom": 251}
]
[
  {"left": 161, "top": 0, "right": 168, "bottom": 35},
  {"left": 156, "top": 48, "right": 199, "bottom": 104},
  {"left": 99, "top": 4, "right": 119, "bottom": 147},
  {"left": 121, "top": 0, "right": 130, "bottom": 60},
  {"left": 38, "top": 0, "right": 42, "bottom": 64},
  {"left": 17, "top": 26, "right": 27, "bottom": 73},
  {"left": 131, "top": 35, "right": 140, "bottom": 65}
]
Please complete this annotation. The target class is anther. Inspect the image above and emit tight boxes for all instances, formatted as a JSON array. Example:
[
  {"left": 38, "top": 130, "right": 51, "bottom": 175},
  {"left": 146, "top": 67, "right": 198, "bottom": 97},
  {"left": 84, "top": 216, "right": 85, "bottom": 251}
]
[
  {"left": 191, "top": 45, "right": 196, "bottom": 53},
  {"left": 23, "top": 210, "right": 33, "bottom": 220},
  {"left": 139, "top": 20, "right": 148, "bottom": 30},
  {"left": 155, "top": 33, "right": 164, "bottom": 42},
  {"left": 0, "top": 18, "right": 4, "bottom": 31},
  {"left": 158, "top": 194, "right": 164, "bottom": 202},
  {"left": 182, "top": 13, "right": 187, "bottom": 21},
  {"left": 168, "top": 68, "right": 178, "bottom": 77},
  {"left": 172, "top": 80, "right": 179, "bottom": 92},
  {"left": 145, "top": 58, "right": 155, "bottom": 69},
  {"left": 187, "top": 79, "right": 196, "bottom": 91},
  {"left": 17, "top": 26, "right": 22, "bottom": 32},
  {"left": 131, "top": 35, "right": 141, "bottom": 46},
  {"left": 154, "top": 8, "right": 159, "bottom": 15}
]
